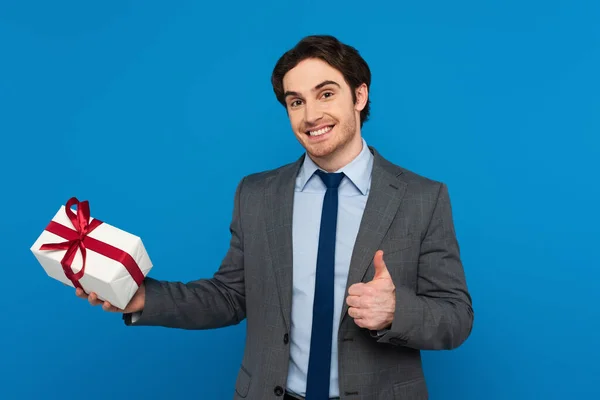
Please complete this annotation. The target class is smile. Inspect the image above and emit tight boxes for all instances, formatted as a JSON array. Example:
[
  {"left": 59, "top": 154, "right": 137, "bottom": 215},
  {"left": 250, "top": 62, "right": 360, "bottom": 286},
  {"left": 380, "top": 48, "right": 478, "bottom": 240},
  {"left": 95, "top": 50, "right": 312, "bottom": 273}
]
[{"left": 307, "top": 125, "right": 334, "bottom": 137}]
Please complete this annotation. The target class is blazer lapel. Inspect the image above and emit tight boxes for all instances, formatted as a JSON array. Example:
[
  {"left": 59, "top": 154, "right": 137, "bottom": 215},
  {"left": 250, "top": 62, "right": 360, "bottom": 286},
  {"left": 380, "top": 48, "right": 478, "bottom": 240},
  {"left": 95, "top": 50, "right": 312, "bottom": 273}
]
[
  {"left": 264, "top": 156, "right": 303, "bottom": 331},
  {"left": 339, "top": 149, "right": 407, "bottom": 326}
]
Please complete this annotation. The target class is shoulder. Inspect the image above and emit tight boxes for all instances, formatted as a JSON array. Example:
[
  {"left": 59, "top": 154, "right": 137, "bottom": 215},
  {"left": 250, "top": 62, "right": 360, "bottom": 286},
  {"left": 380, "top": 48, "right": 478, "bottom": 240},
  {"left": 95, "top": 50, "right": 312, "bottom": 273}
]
[
  {"left": 372, "top": 147, "right": 446, "bottom": 197},
  {"left": 234, "top": 155, "right": 303, "bottom": 194}
]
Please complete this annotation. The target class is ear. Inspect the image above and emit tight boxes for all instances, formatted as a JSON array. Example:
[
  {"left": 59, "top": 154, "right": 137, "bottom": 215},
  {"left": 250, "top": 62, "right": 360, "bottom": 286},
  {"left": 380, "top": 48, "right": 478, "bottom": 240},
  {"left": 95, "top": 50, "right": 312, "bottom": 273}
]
[{"left": 354, "top": 83, "right": 369, "bottom": 113}]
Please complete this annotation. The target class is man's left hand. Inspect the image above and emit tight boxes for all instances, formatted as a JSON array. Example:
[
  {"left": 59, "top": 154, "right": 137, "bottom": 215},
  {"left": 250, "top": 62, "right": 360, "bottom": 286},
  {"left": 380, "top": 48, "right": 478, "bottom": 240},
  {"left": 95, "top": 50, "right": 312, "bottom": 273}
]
[{"left": 346, "top": 250, "right": 395, "bottom": 330}]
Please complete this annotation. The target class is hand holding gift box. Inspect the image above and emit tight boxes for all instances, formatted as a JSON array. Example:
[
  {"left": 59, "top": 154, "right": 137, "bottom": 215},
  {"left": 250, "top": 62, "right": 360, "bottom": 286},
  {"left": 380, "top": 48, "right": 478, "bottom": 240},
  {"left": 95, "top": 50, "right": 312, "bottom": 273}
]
[{"left": 31, "top": 197, "right": 153, "bottom": 310}]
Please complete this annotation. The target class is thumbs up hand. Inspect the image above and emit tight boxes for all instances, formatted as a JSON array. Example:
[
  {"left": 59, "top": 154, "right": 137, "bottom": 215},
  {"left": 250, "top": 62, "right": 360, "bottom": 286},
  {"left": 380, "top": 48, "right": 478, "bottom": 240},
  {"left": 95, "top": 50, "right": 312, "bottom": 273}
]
[{"left": 346, "top": 250, "right": 396, "bottom": 330}]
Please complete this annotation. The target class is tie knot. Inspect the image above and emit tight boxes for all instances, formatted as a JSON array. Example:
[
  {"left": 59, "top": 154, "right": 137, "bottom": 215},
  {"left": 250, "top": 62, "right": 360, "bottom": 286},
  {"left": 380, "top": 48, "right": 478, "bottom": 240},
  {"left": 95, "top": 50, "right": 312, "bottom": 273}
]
[{"left": 315, "top": 170, "right": 344, "bottom": 189}]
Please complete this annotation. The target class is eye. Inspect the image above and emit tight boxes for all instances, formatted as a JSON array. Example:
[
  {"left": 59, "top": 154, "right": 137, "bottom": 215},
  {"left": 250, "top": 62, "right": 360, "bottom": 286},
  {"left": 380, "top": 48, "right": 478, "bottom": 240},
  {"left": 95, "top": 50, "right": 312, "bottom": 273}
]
[
  {"left": 289, "top": 99, "right": 303, "bottom": 108},
  {"left": 322, "top": 91, "right": 334, "bottom": 99}
]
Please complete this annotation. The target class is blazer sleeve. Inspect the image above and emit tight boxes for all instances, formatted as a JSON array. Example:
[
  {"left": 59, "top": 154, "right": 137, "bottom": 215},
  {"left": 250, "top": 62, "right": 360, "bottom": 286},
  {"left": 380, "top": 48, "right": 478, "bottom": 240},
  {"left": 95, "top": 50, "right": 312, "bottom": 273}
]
[
  {"left": 122, "top": 177, "right": 247, "bottom": 330},
  {"left": 374, "top": 182, "right": 474, "bottom": 350}
]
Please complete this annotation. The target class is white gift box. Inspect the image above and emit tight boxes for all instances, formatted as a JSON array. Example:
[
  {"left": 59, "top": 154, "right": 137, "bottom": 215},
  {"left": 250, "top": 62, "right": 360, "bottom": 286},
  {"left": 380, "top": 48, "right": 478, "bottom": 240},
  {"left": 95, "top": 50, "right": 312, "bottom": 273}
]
[{"left": 30, "top": 200, "right": 153, "bottom": 310}]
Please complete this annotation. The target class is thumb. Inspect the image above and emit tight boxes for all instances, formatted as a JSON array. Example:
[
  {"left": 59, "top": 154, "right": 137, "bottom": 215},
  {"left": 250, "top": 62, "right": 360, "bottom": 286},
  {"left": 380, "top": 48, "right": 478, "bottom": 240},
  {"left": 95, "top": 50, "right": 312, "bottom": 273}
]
[{"left": 372, "top": 250, "right": 391, "bottom": 280}]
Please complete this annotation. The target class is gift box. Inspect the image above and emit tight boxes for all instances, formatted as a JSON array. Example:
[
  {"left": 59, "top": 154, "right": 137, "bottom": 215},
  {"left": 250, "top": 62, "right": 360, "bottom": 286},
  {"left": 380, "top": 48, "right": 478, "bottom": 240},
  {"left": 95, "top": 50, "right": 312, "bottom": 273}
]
[{"left": 30, "top": 197, "right": 153, "bottom": 310}]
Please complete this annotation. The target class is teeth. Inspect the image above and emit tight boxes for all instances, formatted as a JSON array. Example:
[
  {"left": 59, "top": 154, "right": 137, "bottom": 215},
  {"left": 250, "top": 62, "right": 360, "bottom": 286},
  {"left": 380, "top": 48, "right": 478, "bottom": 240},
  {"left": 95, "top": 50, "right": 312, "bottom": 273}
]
[{"left": 308, "top": 126, "right": 333, "bottom": 136}]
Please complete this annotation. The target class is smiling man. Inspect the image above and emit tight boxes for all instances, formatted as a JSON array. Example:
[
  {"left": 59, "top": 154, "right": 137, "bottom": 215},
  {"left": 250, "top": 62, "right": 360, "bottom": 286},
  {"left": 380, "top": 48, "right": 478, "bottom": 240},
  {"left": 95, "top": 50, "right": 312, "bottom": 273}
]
[
  {"left": 79, "top": 35, "right": 474, "bottom": 400},
  {"left": 280, "top": 64, "right": 366, "bottom": 172}
]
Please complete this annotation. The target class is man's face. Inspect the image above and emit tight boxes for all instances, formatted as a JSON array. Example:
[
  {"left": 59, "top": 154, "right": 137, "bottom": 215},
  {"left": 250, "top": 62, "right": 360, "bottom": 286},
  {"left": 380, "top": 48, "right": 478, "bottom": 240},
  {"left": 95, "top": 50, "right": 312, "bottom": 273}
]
[{"left": 282, "top": 58, "right": 367, "bottom": 166}]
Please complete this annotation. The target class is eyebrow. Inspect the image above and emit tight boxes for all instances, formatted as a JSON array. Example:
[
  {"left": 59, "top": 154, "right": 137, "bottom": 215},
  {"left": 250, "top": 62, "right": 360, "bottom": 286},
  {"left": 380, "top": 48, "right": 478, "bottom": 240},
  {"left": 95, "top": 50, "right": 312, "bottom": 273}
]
[{"left": 283, "top": 80, "right": 341, "bottom": 100}]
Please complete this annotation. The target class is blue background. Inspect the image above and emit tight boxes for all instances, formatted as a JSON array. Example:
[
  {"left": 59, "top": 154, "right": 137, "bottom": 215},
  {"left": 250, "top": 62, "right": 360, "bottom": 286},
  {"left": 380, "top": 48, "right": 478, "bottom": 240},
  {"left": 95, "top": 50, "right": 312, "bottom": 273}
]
[{"left": 1, "top": 1, "right": 599, "bottom": 399}]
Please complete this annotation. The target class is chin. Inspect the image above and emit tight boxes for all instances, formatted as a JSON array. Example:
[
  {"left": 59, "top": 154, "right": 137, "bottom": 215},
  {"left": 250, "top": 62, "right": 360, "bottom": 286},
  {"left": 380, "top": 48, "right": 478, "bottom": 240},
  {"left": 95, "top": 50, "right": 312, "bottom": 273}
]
[{"left": 305, "top": 143, "right": 338, "bottom": 159}]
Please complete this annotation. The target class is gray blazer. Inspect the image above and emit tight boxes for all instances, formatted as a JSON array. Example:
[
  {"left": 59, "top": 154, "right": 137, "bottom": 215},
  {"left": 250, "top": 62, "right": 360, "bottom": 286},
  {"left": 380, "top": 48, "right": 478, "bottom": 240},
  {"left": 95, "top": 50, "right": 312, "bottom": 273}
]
[{"left": 126, "top": 146, "right": 474, "bottom": 399}]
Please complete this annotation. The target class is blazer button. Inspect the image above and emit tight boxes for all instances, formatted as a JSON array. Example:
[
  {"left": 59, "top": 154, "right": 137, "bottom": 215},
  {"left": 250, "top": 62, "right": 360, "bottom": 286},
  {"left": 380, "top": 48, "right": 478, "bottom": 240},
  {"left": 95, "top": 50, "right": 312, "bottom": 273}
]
[
  {"left": 283, "top": 333, "right": 289, "bottom": 344},
  {"left": 274, "top": 386, "right": 284, "bottom": 396}
]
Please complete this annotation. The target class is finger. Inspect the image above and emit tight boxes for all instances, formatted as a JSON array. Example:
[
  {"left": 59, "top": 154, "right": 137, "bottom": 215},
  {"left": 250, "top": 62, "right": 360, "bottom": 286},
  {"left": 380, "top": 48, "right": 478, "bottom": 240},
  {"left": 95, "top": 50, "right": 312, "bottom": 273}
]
[
  {"left": 102, "top": 301, "right": 120, "bottom": 312},
  {"left": 346, "top": 295, "right": 361, "bottom": 308},
  {"left": 88, "top": 292, "right": 102, "bottom": 306},
  {"left": 75, "top": 287, "right": 87, "bottom": 299},
  {"left": 354, "top": 318, "right": 366, "bottom": 328},
  {"left": 348, "top": 283, "right": 367, "bottom": 296},
  {"left": 348, "top": 307, "right": 363, "bottom": 320}
]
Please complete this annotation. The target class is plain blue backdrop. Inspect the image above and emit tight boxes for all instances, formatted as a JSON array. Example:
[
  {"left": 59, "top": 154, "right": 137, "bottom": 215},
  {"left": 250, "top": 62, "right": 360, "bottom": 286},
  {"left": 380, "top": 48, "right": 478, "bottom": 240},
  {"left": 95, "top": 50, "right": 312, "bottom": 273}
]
[{"left": 1, "top": 1, "right": 599, "bottom": 399}]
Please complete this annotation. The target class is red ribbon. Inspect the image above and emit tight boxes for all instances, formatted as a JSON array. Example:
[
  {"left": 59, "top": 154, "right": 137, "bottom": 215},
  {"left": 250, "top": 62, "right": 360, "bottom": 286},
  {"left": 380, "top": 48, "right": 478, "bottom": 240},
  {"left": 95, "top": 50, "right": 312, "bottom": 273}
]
[{"left": 40, "top": 197, "right": 144, "bottom": 292}]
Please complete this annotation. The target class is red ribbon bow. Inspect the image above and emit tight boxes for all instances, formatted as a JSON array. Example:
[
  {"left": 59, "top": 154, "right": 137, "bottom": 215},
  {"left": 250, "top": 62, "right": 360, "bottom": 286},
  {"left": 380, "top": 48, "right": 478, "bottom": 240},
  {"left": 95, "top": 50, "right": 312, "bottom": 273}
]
[{"left": 40, "top": 197, "right": 144, "bottom": 291}]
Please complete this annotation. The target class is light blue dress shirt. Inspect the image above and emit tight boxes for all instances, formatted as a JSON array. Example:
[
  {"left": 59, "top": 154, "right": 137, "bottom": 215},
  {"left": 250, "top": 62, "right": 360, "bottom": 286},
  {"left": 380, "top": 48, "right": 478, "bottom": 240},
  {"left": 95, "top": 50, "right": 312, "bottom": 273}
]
[{"left": 286, "top": 138, "right": 374, "bottom": 398}]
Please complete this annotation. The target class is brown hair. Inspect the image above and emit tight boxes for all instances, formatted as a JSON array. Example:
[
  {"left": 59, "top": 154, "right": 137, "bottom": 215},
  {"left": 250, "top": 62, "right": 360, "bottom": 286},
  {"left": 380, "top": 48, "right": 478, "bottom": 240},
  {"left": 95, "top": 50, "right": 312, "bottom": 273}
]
[{"left": 271, "top": 35, "right": 372, "bottom": 127}]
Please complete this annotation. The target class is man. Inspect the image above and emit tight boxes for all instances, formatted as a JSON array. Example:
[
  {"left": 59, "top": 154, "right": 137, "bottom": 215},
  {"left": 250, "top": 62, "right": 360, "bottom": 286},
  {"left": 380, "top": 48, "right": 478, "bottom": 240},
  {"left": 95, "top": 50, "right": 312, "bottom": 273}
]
[{"left": 78, "top": 35, "right": 473, "bottom": 399}]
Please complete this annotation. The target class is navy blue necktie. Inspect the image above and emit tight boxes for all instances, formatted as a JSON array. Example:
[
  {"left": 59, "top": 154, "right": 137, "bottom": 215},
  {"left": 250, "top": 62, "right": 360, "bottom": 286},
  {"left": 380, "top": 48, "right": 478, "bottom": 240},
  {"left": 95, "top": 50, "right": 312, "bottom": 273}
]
[{"left": 305, "top": 170, "right": 344, "bottom": 400}]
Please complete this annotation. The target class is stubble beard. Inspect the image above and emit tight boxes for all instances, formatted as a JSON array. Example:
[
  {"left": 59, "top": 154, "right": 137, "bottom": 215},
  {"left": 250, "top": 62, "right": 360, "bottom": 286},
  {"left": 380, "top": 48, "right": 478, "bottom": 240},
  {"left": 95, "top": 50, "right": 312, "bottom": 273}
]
[{"left": 306, "top": 113, "right": 358, "bottom": 163}]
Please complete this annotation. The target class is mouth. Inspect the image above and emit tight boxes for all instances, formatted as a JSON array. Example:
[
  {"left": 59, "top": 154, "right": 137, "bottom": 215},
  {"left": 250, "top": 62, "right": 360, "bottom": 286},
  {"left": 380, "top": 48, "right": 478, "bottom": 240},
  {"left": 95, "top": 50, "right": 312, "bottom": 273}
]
[{"left": 305, "top": 124, "right": 335, "bottom": 137}]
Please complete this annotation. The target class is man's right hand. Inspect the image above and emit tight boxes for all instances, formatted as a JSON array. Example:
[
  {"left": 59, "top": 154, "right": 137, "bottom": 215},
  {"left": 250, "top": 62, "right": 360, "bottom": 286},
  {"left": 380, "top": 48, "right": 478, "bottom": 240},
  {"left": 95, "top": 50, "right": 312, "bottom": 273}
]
[{"left": 76, "top": 283, "right": 146, "bottom": 314}]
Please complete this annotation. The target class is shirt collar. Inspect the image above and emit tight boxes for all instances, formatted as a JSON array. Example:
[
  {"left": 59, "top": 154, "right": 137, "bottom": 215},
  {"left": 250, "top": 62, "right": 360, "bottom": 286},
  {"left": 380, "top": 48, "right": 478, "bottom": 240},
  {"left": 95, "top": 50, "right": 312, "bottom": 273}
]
[{"left": 297, "top": 138, "right": 373, "bottom": 195}]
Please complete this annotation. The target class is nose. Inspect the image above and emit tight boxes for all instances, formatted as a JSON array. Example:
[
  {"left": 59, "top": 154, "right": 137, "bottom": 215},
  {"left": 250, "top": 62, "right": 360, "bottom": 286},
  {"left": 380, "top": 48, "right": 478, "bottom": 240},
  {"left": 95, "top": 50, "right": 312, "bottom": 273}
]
[{"left": 304, "top": 100, "right": 323, "bottom": 125}]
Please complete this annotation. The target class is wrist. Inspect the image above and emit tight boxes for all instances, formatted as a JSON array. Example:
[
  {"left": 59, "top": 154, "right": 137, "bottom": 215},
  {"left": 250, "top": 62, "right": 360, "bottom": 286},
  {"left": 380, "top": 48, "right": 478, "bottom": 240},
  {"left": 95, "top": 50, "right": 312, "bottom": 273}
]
[{"left": 126, "top": 282, "right": 146, "bottom": 313}]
